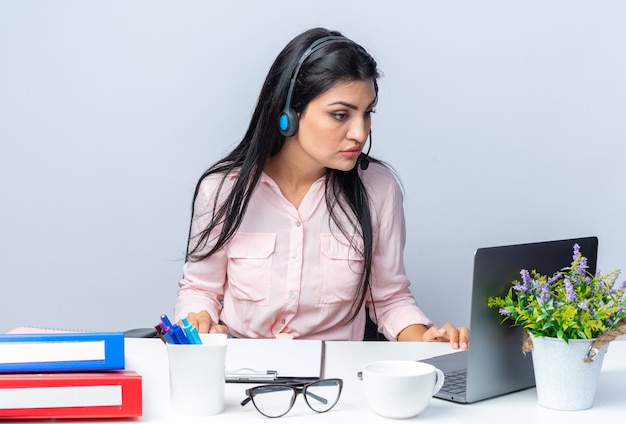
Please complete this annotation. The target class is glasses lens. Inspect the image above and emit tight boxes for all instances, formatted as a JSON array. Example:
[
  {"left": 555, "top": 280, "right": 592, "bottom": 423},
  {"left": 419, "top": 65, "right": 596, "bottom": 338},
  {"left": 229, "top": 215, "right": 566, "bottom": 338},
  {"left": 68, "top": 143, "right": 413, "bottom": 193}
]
[
  {"left": 304, "top": 379, "right": 343, "bottom": 413},
  {"left": 250, "top": 385, "right": 296, "bottom": 418}
]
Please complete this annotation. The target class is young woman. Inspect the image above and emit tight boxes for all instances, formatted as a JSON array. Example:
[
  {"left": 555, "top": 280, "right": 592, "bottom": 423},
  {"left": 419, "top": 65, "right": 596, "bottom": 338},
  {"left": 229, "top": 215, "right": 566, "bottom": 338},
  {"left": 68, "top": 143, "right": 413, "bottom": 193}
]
[{"left": 174, "top": 28, "right": 469, "bottom": 348}]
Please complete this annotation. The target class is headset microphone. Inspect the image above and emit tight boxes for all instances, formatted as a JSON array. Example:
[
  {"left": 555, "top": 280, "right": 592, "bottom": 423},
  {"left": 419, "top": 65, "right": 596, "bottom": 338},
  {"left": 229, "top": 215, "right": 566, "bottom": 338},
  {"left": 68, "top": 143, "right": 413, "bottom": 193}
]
[
  {"left": 359, "top": 154, "right": 370, "bottom": 170},
  {"left": 358, "top": 130, "right": 373, "bottom": 171}
]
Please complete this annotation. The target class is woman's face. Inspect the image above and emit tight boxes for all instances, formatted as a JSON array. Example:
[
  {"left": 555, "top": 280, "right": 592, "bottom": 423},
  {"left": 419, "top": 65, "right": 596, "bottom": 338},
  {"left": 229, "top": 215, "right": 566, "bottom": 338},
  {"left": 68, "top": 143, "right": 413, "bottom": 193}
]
[{"left": 294, "top": 79, "right": 377, "bottom": 172}]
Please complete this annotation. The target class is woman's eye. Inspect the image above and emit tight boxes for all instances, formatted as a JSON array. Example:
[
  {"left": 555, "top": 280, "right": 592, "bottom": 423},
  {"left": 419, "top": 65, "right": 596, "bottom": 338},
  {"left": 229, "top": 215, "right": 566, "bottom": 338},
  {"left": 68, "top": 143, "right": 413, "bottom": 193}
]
[{"left": 331, "top": 112, "right": 348, "bottom": 121}]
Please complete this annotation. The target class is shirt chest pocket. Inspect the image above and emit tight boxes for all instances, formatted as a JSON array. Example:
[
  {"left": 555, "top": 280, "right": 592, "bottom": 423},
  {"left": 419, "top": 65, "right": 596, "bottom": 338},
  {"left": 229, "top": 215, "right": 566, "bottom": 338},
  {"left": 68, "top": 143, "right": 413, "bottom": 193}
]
[
  {"left": 225, "top": 233, "right": 276, "bottom": 304},
  {"left": 318, "top": 234, "right": 364, "bottom": 305}
]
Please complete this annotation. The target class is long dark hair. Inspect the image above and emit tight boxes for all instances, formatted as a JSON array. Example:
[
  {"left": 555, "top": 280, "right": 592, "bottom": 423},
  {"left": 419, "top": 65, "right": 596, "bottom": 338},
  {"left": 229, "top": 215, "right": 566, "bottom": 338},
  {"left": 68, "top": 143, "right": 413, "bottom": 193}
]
[{"left": 186, "top": 28, "right": 381, "bottom": 323}]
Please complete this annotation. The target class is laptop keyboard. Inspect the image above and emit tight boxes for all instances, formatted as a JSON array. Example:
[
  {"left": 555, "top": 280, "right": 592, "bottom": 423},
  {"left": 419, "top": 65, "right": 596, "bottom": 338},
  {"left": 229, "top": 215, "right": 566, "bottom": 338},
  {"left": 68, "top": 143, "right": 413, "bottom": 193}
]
[{"left": 441, "top": 370, "right": 467, "bottom": 394}]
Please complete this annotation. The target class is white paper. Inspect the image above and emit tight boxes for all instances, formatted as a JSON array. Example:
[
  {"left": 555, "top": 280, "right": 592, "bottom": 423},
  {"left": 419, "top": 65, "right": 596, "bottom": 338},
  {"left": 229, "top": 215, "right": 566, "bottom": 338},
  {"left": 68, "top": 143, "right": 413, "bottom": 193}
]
[{"left": 225, "top": 339, "right": 323, "bottom": 380}]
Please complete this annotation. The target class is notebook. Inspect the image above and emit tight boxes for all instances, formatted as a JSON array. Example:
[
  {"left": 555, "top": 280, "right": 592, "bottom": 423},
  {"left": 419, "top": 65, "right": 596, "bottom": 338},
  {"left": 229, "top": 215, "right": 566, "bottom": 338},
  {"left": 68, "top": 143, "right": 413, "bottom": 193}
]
[{"left": 421, "top": 236, "right": 599, "bottom": 403}]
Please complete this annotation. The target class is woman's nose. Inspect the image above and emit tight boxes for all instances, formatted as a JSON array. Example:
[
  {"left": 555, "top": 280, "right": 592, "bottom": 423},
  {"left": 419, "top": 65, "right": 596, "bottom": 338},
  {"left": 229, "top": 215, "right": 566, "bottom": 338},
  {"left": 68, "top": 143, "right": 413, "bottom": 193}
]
[{"left": 347, "top": 117, "right": 370, "bottom": 143}]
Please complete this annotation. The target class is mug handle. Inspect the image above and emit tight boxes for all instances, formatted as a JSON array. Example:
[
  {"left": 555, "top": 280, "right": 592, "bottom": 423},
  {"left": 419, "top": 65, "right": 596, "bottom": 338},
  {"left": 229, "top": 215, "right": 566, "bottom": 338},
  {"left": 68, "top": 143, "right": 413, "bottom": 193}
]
[{"left": 432, "top": 368, "right": 445, "bottom": 395}]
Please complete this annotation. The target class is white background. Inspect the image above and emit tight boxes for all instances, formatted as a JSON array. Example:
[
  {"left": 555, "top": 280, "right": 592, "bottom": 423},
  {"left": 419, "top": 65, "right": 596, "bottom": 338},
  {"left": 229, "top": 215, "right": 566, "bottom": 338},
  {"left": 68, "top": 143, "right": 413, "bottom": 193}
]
[{"left": 1, "top": 1, "right": 624, "bottom": 334}]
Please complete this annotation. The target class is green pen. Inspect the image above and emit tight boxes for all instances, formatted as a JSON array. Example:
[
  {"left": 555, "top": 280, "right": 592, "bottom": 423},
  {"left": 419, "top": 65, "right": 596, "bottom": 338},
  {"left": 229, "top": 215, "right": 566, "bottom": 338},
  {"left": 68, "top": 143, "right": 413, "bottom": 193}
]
[{"left": 181, "top": 317, "right": 202, "bottom": 344}]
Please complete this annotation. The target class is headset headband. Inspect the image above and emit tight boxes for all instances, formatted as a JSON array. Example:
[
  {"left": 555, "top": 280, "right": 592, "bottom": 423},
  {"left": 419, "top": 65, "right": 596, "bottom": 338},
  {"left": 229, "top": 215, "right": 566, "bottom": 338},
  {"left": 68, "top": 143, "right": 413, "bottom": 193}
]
[{"left": 279, "top": 35, "right": 351, "bottom": 136}]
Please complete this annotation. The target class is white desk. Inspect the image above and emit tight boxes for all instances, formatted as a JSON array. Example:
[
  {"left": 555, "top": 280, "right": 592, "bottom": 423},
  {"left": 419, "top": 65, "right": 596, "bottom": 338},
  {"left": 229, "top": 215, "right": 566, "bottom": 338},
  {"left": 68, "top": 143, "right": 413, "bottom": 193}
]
[
  {"left": 138, "top": 338, "right": 626, "bottom": 423},
  {"left": 11, "top": 339, "right": 626, "bottom": 423}
]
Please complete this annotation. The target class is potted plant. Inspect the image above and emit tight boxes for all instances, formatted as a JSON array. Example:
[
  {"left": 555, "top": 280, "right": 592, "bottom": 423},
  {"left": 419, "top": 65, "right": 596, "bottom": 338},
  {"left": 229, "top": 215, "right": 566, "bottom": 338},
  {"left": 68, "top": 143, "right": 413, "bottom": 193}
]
[{"left": 487, "top": 243, "right": 626, "bottom": 410}]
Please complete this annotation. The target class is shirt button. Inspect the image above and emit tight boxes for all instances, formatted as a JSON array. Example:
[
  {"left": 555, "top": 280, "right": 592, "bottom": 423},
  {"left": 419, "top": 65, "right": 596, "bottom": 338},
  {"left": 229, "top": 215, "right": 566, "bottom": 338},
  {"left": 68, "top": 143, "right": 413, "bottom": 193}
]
[
  {"left": 295, "top": 221, "right": 301, "bottom": 227},
  {"left": 281, "top": 319, "right": 286, "bottom": 324},
  {"left": 289, "top": 292, "right": 297, "bottom": 301},
  {"left": 292, "top": 255, "right": 298, "bottom": 260}
]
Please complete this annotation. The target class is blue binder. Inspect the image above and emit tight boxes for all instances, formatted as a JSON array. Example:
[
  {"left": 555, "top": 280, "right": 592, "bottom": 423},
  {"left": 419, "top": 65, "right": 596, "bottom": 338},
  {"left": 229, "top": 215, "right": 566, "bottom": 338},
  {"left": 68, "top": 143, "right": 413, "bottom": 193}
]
[{"left": 0, "top": 332, "right": 125, "bottom": 373}]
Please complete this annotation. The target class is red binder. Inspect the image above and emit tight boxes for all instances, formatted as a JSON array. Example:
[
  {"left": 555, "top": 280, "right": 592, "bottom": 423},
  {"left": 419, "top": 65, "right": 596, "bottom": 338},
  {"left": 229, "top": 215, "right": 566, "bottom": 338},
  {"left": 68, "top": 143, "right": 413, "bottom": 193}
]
[{"left": 0, "top": 371, "right": 142, "bottom": 418}]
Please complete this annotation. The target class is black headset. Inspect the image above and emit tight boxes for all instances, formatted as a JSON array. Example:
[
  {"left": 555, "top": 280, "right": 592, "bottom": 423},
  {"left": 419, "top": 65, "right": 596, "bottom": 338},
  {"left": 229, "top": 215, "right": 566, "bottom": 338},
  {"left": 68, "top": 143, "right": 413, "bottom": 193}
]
[{"left": 278, "top": 35, "right": 350, "bottom": 137}]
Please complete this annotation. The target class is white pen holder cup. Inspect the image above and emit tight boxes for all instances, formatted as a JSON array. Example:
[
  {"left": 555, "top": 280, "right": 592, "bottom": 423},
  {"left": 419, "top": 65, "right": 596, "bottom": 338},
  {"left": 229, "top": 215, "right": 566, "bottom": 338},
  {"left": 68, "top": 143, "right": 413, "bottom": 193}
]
[{"left": 166, "top": 333, "right": 228, "bottom": 417}]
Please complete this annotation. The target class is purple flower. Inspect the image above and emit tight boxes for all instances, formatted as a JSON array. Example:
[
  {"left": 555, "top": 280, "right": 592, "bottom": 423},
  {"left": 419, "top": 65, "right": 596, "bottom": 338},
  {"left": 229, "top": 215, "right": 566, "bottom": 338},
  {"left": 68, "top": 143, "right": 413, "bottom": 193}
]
[
  {"left": 570, "top": 244, "right": 589, "bottom": 274},
  {"left": 513, "top": 269, "right": 532, "bottom": 292},
  {"left": 564, "top": 277, "right": 577, "bottom": 302},
  {"left": 538, "top": 280, "right": 551, "bottom": 304},
  {"left": 579, "top": 299, "right": 589, "bottom": 311},
  {"left": 573, "top": 243, "right": 581, "bottom": 261},
  {"left": 548, "top": 273, "right": 561, "bottom": 285},
  {"left": 540, "top": 289, "right": 550, "bottom": 304},
  {"left": 499, "top": 308, "right": 511, "bottom": 316},
  {"left": 578, "top": 256, "right": 588, "bottom": 270}
]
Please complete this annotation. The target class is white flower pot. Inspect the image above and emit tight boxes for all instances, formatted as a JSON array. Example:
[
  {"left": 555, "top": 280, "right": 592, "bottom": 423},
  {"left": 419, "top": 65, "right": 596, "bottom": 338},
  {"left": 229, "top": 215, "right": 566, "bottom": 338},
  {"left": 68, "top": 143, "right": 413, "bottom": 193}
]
[{"left": 530, "top": 334, "right": 608, "bottom": 410}]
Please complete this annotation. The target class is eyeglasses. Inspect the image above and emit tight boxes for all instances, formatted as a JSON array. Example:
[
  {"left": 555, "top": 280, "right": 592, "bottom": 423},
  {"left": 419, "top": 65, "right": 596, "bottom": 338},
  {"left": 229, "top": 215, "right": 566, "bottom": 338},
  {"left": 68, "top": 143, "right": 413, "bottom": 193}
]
[{"left": 240, "top": 378, "right": 343, "bottom": 418}]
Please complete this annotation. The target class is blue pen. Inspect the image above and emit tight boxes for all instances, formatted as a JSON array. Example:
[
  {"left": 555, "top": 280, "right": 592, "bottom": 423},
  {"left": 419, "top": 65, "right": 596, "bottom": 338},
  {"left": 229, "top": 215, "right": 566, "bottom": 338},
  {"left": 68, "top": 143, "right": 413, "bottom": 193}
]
[
  {"left": 160, "top": 314, "right": 174, "bottom": 328},
  {"left": 170, "top": 323, "right": 191, "bottom": 344},
  {"left": 181, "top": 317, "right": 202, "bottom": 344}
]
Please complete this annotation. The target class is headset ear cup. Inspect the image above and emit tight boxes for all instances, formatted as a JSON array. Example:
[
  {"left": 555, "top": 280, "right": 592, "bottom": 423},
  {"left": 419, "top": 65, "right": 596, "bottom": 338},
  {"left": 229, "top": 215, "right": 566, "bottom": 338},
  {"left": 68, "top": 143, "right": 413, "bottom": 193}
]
[{"left": 279, "top": 107, "right": 298, "bottom": 137}]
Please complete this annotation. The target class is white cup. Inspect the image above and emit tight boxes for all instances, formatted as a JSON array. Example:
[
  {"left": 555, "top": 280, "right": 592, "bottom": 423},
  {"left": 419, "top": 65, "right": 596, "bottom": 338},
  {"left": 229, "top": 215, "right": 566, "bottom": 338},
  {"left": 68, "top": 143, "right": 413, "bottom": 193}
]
[
  {"left": 361, "top": 360, "right": 445, "bottom": 419},
  {"left": 166, "top": 333, "right": 228, "bottom": 417}
]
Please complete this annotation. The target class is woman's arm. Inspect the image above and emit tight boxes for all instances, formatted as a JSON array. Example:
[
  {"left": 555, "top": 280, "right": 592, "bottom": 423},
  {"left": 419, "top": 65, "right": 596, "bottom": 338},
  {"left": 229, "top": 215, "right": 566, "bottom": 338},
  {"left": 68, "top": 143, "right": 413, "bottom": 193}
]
[
  {"left": 364, "top": 165, "right": 469, "bottom": 348},
  {"left": 174, "top": 175, "right": 228, "bottom": 326}
]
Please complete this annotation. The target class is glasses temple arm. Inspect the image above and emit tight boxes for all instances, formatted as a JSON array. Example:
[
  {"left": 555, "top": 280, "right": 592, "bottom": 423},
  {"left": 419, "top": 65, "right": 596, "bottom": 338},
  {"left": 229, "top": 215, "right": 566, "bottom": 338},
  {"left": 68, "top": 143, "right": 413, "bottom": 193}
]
[{"left": 305, "top": 391, "right": 328, "bottom": 404}]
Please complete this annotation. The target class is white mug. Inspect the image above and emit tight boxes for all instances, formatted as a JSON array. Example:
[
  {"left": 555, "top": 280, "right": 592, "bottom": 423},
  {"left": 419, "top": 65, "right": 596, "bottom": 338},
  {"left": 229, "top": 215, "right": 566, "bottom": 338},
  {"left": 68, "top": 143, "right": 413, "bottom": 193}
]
[{"left": 361, "top": 360, "right": 445, "bottom": 419}]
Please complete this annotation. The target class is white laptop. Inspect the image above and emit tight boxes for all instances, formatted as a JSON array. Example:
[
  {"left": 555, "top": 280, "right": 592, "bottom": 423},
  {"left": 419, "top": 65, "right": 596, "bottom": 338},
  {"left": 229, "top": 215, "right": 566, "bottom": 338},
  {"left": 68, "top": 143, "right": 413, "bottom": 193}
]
[{"left": 421, "top": 236, "right": 599, "bottom": 403}]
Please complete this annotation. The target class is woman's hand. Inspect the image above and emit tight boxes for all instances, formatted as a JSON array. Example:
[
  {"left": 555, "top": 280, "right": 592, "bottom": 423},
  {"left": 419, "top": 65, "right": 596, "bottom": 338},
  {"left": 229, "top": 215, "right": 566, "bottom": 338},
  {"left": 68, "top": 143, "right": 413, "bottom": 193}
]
[
  {"left": 422, "top": 323, "right": 469, "bottom": 350},
  {"left": 398, "top": 323, "right": 469, "bottom": 349},
  {"left": 184, "top": 310, "right": 229, "bottom": 335}
]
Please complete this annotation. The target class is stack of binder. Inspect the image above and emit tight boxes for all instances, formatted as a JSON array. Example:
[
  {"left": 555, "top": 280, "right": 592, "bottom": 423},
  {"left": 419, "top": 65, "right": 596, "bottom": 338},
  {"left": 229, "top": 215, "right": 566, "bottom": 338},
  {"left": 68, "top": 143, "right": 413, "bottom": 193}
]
[{"left": 0, "top": 330, "right": 142, "bottom": 419}]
